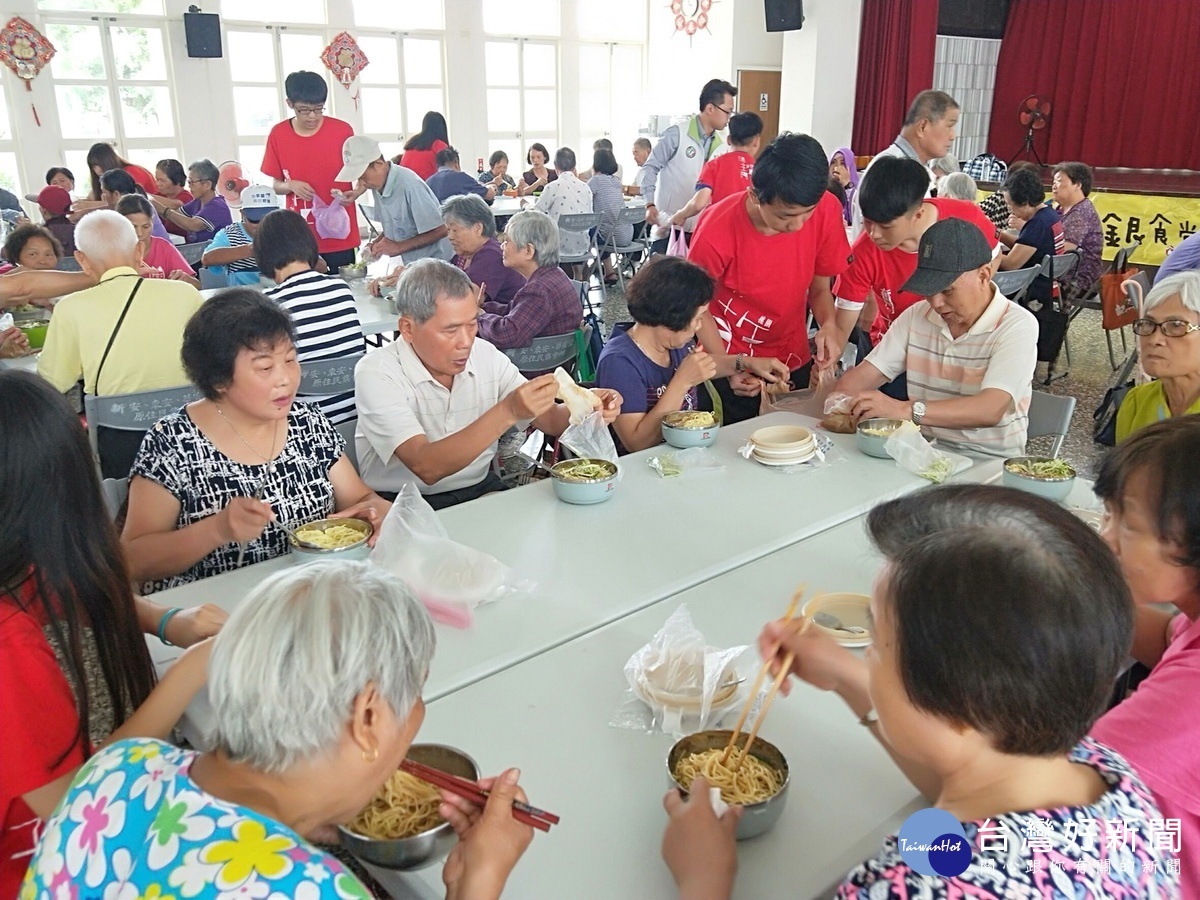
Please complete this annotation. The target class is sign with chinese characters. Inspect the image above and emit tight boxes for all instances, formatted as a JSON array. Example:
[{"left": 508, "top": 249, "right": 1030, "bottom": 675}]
[{"left": 1089, "top": 191, "right": 1200, "bottom": 267}]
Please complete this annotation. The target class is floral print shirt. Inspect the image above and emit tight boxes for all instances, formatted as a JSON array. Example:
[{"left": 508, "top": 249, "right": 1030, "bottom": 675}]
[{"left": 21, "top": 738, "right": 369, "bottom": 899}]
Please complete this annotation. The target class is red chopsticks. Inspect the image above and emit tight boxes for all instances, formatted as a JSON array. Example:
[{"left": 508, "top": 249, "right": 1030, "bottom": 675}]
[{"left": 400, "top": 758, "right": 560, "bottom": 833}]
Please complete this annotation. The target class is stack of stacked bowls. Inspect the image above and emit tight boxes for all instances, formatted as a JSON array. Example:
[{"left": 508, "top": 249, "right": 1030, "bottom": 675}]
[{"left": 747, "top": 425, "right": 817, "bottom": 467}]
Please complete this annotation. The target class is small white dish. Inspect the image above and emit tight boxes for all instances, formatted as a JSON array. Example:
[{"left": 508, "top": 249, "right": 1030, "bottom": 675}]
[
  {"left": 802, "top": 593, "right": 873, "bottom": 648},
  {"left": 752, "top": 448, "right": 816, "bottom": 467}
]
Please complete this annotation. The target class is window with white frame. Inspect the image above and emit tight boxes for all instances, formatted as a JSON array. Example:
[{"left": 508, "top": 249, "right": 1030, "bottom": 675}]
[
  {"left": 484, "top": 40, "right": 558, "bottom": 173},
  {"left": 352, "top": 0, "right": 444, "bottom": 31},
  {"left": 38, "top": 0, "right": 163, "bottom": 13},
  {"left": 219, "top": 0, "right": 325, "bottom": 25},
  {"left": 353, "top": 32, "right": 447, "bottom": 162},
  {"left": 483, "top": 0, "right": 560, "bottom": 39},
  {"left": 579, "top": 43, "right": 645, "bottom": 170},
  {"left": 44, "top": 17, "right": 179, "bottom": 190},
  {"left": 0, "top": 81, "right": 20, "bottom": 197}
]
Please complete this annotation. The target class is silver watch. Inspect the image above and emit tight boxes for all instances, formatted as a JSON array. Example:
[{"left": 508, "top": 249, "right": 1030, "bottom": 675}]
[{"left": 911, "top": 401, "right": 926, "bottom": 425}]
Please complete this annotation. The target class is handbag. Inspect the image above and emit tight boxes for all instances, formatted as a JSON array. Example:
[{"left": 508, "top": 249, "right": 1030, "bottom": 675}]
[
  {"left": 1099, "top": 266, "right": 1139, "bottom": 331},
  {"left": 665, "top": 226, "right": 688, "bottom": 258},
  {"left": 312, "top": 194, "right": 352, "bottom": 241}
]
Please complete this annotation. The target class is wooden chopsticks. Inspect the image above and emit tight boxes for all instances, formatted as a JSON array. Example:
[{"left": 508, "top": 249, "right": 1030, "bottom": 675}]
[
  {"left": 400, "top": 758, "right": 559, "bottom": 833},
  {"left": 720, "top": 586, "right": 810, "bottom": 771}
]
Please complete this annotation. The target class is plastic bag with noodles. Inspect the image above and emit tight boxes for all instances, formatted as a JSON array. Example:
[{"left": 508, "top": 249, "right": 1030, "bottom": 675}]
[
  {"left": 559, "top": 409, "right": 619, "bottom": 464},
  {"left": 369, "top": 483, "right": 534, "bottom": 627},
  {"left": 884, "top": 421, "right": 954, "bottom": 483}
]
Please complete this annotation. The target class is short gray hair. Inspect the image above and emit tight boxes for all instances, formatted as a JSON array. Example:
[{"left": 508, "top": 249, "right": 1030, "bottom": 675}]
[
  {"left": 188, "top": 158, "right": 220, "bottom": 185},
  {"left": 554, "top": 146, "right": 576, "bottom": 172},
  {"left": 634, "top": 137, "right": 652, "bottom": 151},
  {"left": 441, "top": 193, "right": 497, "bottom": 239},
  {"left": 208, "top": 561, "right": 436, "bottom": 773},
  {"left": 1144, "top": 271, "right": 1200, "bottom": 317},
  {"left": 930, "top": 154, "right": 960, "bottom": 177},
  {"left": 505, "top": 210, "right": 559, "bottom": 268},
  {"left": 74, "top": 209, "right": 138, "bottom": 262},
  {"left": 937, "top": 172, "right": 977, "bottom": 201},
  {"left": 395, "top": 257, "right": 474, "bottom": 323}
]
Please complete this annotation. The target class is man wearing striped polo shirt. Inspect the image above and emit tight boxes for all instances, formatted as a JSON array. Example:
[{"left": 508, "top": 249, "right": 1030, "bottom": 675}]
[{"left": 834, "top": 218, "right": 1038, "bottom": 457}]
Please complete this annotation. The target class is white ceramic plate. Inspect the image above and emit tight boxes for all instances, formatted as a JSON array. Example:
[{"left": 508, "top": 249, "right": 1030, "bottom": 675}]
[
  {"left": 752, "top": 448, "right": 816, "bottom": 467},
  {"left": 802, "top": 592, "right": 873, "bottom": 648}
]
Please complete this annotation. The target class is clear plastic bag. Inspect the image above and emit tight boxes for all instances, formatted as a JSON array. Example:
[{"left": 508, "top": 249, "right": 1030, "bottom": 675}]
[
  {"left": 611, "top": 605, "right": 747, "bottom": 738},
  {"left": 647, "top": 447, "right": 726, "bottom": 478},
  {"left": 311, "top": 193, "right": 352, "bottom": 240},
  {"left": 369, "top": 484, "right": 534, "bottom": 627},
  {"left": 819, "top": 392, "right": 857, "bottom": 434},
  {"left": 884, "top": 421, "right": 954, "bottom": 483},
  {"left": 559, "top": 410, "right": 619, "bottom": 463}
]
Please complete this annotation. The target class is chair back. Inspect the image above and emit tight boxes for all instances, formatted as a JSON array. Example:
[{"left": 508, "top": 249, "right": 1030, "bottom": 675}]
[
  {"left": 198, "top": 267, "right": 228, "bottom": 290},
  {"left": 558, "top": 212, "right": 601, "bottom": 233},
  {"left": 618, "top": 206, "right": 646, "bottom": 226},
  {"left": 299, "top": 354, "right": 363, "bottom": 396},
  {"left": 993, "top": 266, "right": 1040, "bottom": 303},
  {"left": 336, "top": 418, "right": 359, "bottom": 471},
  {"left": 1026, "top": 390, "right": 1076, "bottom": 458},
  {"left": 100, "top": 477, "right": 129, "bottom": 521},
  {"left": 1112, "top": 240, "right": 1141, "bottom": 274},
  {"left": 1044, "top": 250, "right": 1079, "bottom": 283},
  {"left": 54, "top": 256, "right": 82, "bottom": 272},
  {"left": 84, "top": 384, "right": 203, "bottom": 457},
  {"left": 569, "top": 278, "right": 589, "bottom": 309},
  {"left": 178, "top": 240, "right": 211, "bottom": 267},
  {"left": 503, "top": 332, "right": 578, "bottom": 375}
]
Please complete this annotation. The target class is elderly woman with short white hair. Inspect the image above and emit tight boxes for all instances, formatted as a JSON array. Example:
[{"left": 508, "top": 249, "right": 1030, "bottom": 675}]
[
  {"left": 936, "top": 171, "right": 977, "bottom": 202},
  {"left": 23, "top": 561, "right": 534, "bottom": 899},
  {"left": 441, "top": 193, "right": 526, "bottom": 310},
  {"left": 1116, "top": 270, "right": 1200, "bottom": 442}
]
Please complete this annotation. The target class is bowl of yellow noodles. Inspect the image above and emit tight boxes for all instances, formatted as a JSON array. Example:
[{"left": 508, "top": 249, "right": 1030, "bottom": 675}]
[
  {"left": 288, "top": 516, "right": 373, "bottom": 563},
  {"left": 661, "top": 410, "right": 721, "bottom": 448},
  {"left": 667, "top": 729, "right": 790, "bottom": 840},
  {"left": 339, "top": 743, "right": 480, "bottom": 870}
]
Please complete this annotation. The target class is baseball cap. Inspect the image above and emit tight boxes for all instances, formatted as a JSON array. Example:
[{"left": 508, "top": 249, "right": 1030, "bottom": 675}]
[
  {"left": 900, "top": 218, "right": 993, "bottom": 297},
  {"left": 37, "top": 185, "right": 72, "bottom": 218},
  {"left": 337, "top": 135, "right": 383, "bottom": 183},
  {"left": 239, "top": 184, "right": 278, "bottom": 222}
]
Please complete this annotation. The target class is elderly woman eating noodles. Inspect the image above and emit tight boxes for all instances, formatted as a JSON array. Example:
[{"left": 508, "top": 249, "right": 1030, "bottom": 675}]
[
  {"left": 22, "top": 561, "right": 535, "bottom": 899},
  {"left": 121, "top": 289, "right": 388, "bottom": 591}
]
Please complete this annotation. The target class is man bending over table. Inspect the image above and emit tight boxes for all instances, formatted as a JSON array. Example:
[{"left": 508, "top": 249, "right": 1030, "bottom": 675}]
[
  {"left": 355, "top": 258, "right": 622, "bottom": 509},
  {"left": 834, "top": 218, "right": 1038, "bottom": 457}
]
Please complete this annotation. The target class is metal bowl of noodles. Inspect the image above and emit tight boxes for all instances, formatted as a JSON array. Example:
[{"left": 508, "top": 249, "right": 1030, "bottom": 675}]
[
  {"left": 661, "top": 410, "right": 721, "bottom": 448},
  {"left": 289, "top": 516, "right": 373, "bottom": 563},
  {"left": 667, "top": 729, "right": 790, "bottom": 840},
  {"left": 1002, "top": 456, "right": 1077, "bottom": 502},
  {"left": 550, "top": 458, "right": 619, "bottom": 505},
  {"left": 855, "top": 418, "right": 905, "bottom": 459},
  {"left": 338, "top": 743, "right": 480, "bottom": 870}
]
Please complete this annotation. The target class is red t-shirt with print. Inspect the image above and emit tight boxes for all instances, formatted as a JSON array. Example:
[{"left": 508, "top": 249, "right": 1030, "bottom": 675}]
[
  {"left": 0, "top": 580, "right": 86, "bottom": 897},
  {"left": 835, "top": 198, "right": 998, "bottom": 345},
  {"left": 695, "top": 150, "right": 755, "bottom": 205},
  {"left": 398, "top": 140, "right": 449, "bottom": 182},
  {"left": 261, "top": 116, "right": 361, "bottom": 255},
  {"left": 689, "top": 190, "right": 851, "bottom": 368}
]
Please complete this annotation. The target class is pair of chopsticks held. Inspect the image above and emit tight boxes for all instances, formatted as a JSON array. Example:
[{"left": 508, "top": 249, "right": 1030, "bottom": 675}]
[
  {"left": 720, "top": 585, "right": 812, "bottom": 771},
  {"left": 400, "top": 758, "right": 560, "bottom": 833}
]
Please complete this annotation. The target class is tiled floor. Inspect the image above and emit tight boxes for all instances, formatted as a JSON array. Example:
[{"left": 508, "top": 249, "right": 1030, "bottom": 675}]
[{"left": 590, "top": 278, "right": 1127, "bottom": 478}]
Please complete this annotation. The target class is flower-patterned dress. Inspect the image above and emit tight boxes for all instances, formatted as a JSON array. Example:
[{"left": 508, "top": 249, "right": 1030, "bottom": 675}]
[
  {"left": 837, "top": 739, "right": 1181, "bottom": 898},
  {"left": 20, "top": 738, "right": 370, "bottom": 899}
]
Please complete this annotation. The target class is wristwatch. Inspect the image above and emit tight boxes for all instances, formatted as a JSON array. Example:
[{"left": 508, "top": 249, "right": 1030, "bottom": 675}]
[
  {"left": 911, "top": 401, "right": 927, "bottom": 425},
  {"left": 734, "top": 353, "right": 746, "bottom": 373}
]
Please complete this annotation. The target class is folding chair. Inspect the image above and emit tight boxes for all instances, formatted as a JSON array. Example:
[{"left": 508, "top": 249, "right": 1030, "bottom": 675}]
[
  {"left": 558, "top": 212, "right": 602, "bottom": 308},
  {"left": 992, "top": 266, "right": 1040, "bottom": 304},
  {"left": 1026, "top": 390, "right": 1076, "bottom": 458},
  {"left": 300, "top": 354, "right": 365, "bottom": 468},
  {"left": 100, "top": 478, "right": 130, "bottom": 522},
  {"left": 85, "top": 384, "right": 203, "bottom": 478},
  {"left": 599, "top": 207, "right": 652, "bottom": 292},
  {"left": 502, "top": 331, "right": 579, "bottom": 376},
  {"left": 178, "top": 240, "right": 211, "bottom": 268},
  {"left": 1067, "top": 240, "right": 1141, "bottom": 369},
  {"left": 1043, "top": 251, "right": 1081, "bottom": 384},
  {"left": 198, "top": 267, "right": 228, "bottom": 290}
]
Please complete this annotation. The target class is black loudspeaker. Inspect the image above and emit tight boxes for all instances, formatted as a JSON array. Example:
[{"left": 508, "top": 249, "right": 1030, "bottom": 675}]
[
  {"left": 184, "top": 12, "right": 222, "bottom": 59},
  {"left": 937, "top": 0, "right": 1011, "bottom": 40},
  {"left": 764, "top": 0, "right": 804, "bottom": 32}
]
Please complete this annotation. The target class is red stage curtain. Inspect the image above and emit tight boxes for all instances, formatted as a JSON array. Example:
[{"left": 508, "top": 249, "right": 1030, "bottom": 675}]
[
  {"left": 851, "top": 0, "right": 939, "bottom": 157},
  {"left": 989, "top": 0, "right": 1200, "bottom": 169}
]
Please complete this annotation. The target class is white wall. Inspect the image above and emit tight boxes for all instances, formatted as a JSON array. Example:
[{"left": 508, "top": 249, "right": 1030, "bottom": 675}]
[
  {"left": 644, "top": 1, "right": 733, "bottom": 118},
  {"left": 731, "top": 0, "right": 784, "bottom": 72},
  {"left": 777, "top": 0, "right": 862, "bottom": 153}
]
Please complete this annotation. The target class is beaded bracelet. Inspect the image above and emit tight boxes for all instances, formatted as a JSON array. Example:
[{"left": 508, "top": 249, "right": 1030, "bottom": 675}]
[{"left": 157, "top": 607, "right": 184, "bottom": 646}]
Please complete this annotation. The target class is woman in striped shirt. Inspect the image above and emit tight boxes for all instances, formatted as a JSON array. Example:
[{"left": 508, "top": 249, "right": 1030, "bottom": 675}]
[{"left": 256, "top": 209, "right": 365, "bottom": 424}]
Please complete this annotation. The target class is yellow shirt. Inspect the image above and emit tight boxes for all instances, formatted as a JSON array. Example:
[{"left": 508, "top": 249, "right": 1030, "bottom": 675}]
[
  {"left": 1115, "top": 379, "right": 1200, "bottom": 442},
  {"left": 37, "top": 267, "right": 203, "bottom": 395}
]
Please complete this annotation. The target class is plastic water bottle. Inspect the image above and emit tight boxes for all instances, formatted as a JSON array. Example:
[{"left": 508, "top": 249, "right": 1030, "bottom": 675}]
[{"left": 477, "top": 157, "right": 485, "bottom": 176}]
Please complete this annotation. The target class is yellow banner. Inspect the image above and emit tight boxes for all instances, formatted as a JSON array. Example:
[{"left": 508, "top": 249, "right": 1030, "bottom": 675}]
[{"left": 1090, "top": 192, "right": 1200, "bottom": 267}]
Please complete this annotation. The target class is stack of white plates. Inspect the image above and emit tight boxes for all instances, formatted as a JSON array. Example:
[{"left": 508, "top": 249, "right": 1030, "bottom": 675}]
[{"left": 748, "top": 425, "right": 817, "bottom": 467}]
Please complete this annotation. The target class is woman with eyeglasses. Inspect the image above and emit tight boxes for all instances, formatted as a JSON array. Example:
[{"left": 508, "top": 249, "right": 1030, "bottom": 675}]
[
  {"left": 1115, "top": 271, "right": 1200, "bottom": 442},
  {"left": 150, "top": 159, "right": 232, "bottom": 244}
]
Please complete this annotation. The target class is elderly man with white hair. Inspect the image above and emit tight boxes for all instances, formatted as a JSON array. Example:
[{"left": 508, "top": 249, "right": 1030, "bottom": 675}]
[
  {"left": 23, "top": 561, "right": 537, "bottom": 899},
  {"left": 355, "top": 257, "right": 622, "bottom": 508}
]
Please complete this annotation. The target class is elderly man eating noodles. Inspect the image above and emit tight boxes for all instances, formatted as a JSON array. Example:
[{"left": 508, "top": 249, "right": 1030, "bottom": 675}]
[{"left": 355, "top": 259, "right": 622, "bottom": 508}]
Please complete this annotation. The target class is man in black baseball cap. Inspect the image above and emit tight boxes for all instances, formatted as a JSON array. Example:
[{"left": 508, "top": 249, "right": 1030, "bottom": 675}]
[{"left": 831, "top": 217, "right": 1039, "bottom": 457}]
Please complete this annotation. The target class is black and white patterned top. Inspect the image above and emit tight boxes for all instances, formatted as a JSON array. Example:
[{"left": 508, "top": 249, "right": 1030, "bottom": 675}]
[{"left": 131, "top": 402, "right": 345, "bottom": 593}]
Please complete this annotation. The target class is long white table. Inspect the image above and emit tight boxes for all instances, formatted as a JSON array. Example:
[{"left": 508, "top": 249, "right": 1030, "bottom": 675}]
[
  {"left": 200, "top": 279, "right": 397, "bottom": 338},
  {"left": 490, "top": 196, "right": 646, "bottom": 217},
  {"left": 375, "top": 519, "right": 925, "bottom": 900}
]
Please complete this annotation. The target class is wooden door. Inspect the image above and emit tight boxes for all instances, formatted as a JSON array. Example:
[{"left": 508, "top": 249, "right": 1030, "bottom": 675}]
[{"left": 736, "top": 70, "right": 782, "bottom": 146}]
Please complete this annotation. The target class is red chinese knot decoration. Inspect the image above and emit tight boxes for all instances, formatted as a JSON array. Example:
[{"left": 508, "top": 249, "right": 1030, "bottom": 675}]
[
  {"left": 0, "top": 17, "right": 55, "bottom": 89},
  {"left": 321, "top": 31, "right": 368, "bottom": 89},
  {"left": 670, "top": 0, "right": 714, "bottom": 37}
]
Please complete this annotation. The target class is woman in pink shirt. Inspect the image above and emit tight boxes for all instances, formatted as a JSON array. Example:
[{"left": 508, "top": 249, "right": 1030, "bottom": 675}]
[
  {"left": 1091, "top": 415, "right": 1200, "bottom": 896},
  {"left": 115, "top": 194, "right": 200, "bottom": 289}
]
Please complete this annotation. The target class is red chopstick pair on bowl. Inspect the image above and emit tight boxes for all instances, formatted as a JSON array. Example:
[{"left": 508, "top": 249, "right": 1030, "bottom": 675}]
[{"left": 400, "top": 758, "right": 560, "bottom": 833}]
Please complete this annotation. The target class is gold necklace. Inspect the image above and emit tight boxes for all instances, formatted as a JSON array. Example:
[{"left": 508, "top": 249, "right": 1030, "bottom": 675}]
[
  {"left": 215, "top": 404, "right": 280, "bottom": 466},
  {"left": 628, "top": 327, "right": 669, "bottom": 365}
]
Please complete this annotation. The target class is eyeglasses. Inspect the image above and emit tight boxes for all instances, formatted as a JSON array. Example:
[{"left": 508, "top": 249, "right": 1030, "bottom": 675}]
[
  {"left": 186, "top": 178, "right": 209, "bottom": 186},
  {"left": 292, "top": 105, "right": 325, "bottom": 117},
  {"left": 1132, "top": 317, "right": 1200, "bottom": 338},
  {"left": 715, "top": 105, "right": 734, "bottom": 117}
]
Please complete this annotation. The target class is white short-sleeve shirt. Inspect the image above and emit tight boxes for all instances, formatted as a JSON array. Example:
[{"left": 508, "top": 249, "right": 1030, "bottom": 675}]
[{"left": 354, "top": 337, "right": 528, "bottom": 494}]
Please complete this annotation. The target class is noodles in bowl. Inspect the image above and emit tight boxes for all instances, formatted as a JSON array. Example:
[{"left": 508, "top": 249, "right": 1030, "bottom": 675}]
[
  {"left": 289, "top": 517, "right": 372, "bottom": 563},
  {"left": 293, "top": 523, "right": 367, "bottom": 550},
  {"left": 673, "top": 748, "right": 783, "bottom": 805},
  {"left": 348, "top": 770, "right": 443, "bottom": 840},
  {"left": 663, "top": 410, "right": 718, "bottom": 430}
]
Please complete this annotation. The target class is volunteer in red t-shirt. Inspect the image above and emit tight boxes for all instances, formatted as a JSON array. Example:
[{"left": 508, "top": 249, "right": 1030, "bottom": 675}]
[
  {"left": 670, "top": 112, "right": 763, "bottom": 228},
  {"left": 820, "top": 155, "right": 1000, "bottom": 374},
  {"left": 262, "top": 71, "right": 361, "bottom": 271},
  {"left": 397, "top": 111, "right": 450, "bottom": 182},
  {"left": 690, "top": 132, "right": 852, "bottom": 424}
]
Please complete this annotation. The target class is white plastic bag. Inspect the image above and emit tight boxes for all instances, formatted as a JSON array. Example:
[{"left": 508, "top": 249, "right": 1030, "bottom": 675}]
[
  {"left": 369, "top": 484, "right": 533, "bottom": 627},
  {"left": 648, "top": 447, "right": 726, "bottom": 478},
  {"left": 884, "top": 421, "right": 954, "bottom": 483},
  {"left": 559, "top": 410, "right": 618, "bottom": 463},
  {"left": 612, "top": 605, "right": 747, "bottom": 738}
]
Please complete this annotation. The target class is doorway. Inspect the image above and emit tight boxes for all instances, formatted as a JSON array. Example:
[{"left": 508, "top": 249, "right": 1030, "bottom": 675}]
[{"left": 736, "top": 70, "right": 782, "bottom": 146}]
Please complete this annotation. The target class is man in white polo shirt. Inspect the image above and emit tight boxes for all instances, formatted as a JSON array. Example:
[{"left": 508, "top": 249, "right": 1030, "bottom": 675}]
[
  {"left": 834, "top": 218, "right": 1038, "bottom": 457},
  {"left": 355, "top": 259, "right": 622, "bottom": 508}
]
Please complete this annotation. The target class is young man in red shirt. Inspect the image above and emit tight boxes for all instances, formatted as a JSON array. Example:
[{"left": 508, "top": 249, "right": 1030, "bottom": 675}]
[
  {"left": 689, "top": 132, "right": 852, "bottom": 423},
  {"left": 261, "top": 71, "right": 361, "bottom": 272},
  {"left": 670, "top": 112, "right": 763, "bottom": 227},
  {"left": 816, "top": 155, "right": 1000, "bottom": 388}
]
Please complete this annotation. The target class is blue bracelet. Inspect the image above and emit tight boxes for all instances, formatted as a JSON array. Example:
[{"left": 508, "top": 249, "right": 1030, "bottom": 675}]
[{"left": 157, "top": 607, "right": 184, "bottom": 646}]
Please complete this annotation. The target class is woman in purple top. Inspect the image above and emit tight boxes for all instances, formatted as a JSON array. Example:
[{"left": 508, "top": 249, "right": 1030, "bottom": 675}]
[
  {"left": 157, "top": 158, "right": 232, "bottom": 243},
  {"left": 441, "top": 193, "right": 526, "bottom": 310},
  {"left": 829, "top": 147, "right": 860, "bottom": 226},
  {"left": 662, "top": 484, "right": 1180, "bottom": 899},
  {"left": 1052, "top": 161, "right": 1104, "bottom": 299},
  {"left": 595, "top": 257, "right": 717, "bottom": 453}
]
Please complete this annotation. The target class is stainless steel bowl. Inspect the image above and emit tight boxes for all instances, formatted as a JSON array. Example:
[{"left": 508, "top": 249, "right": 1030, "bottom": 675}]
[
  {"left": 855, "top": 418, "right": 905, "bottom": 459},
  {"left": 666, "top": 729, "right": 790, "bottom": 840},
  {"left": 339, "top": 264, "right": 367, "bottom": 281},
  {"left": 338, "top": 743, "right": 481, "bottom": 870},
  {"left": 1001, "top": 456, "right": 1077, "bottom": 502},
  {"left": 550, "top": 458, "right": 619, "bottom": 505},
  {"left": 661, "top": 411, "right": 721, "bottom": 448},
  {"left": 289, "top": 517, "right": 373, "bottom": 563}
]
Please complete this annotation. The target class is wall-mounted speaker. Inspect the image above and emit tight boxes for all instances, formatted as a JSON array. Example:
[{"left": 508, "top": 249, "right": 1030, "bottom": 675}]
[
  {"left": 765, "top": 0, "right": 804, "bottom": 32},
  {"left": 184, "top": 11, "right": 222, "bottom": 59}
]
